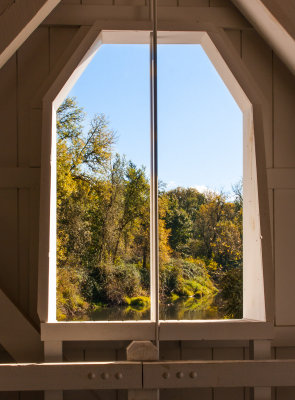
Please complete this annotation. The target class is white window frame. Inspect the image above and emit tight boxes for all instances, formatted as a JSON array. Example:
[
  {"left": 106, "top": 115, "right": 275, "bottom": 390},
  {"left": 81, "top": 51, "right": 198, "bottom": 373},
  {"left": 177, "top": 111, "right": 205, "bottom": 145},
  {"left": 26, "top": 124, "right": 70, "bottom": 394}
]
[{"left": 38, "top": 27, "right": 274, "bottom": 342}]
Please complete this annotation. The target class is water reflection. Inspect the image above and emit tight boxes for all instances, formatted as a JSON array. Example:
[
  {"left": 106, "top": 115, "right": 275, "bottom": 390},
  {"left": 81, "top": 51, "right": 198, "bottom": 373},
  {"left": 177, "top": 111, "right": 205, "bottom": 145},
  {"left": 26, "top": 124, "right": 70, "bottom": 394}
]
[{"left": 90, "top": 296, "right": 221, "bottom": 321}]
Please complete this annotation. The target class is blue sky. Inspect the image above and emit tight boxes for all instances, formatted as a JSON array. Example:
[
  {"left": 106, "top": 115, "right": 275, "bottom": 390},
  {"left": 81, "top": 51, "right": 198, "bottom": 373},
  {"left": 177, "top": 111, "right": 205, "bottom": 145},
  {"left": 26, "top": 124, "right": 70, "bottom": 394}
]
[{"left": 69, "top": 44, "right": 243, "bottom": 195}]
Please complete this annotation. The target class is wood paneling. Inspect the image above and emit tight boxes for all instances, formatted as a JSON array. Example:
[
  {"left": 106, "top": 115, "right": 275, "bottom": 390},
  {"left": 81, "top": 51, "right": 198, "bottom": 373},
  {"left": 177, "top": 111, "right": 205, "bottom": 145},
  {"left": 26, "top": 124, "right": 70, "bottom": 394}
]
[
  {"left": 0, "top": 189, "right": 18, "bottom": 302},
  {"left": 242, "top": 30, "right": 273, "bottom": 168},
  {"left": 49, "top": 26, "right": 79, "bottom": 69},
  {"left": 213, "top": 347, "right": 245, "bottom": 400},
  {"left": 161, "top": 388, "right": 213, "bottom": 400},
  {"left": 18, "top": 26, "right": 50, "bottom": 168},
  {"left": 275, "top": 190, "right": 295, "bottom": 325},
  {"left": 0, "top": 0, "right": 14, "bottom": 16},
  {"left": 0, "top": 55, "right": 17, "bottom": 167},
  {"left": 273, "top": 56, "right": 295, "bottom": 168}
]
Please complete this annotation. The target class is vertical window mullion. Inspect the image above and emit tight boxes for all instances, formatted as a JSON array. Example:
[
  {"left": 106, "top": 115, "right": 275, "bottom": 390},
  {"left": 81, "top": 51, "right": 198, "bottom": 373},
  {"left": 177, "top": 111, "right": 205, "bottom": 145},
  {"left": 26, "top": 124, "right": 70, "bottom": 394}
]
[{"left": 150, "top": 0, "right": 159, "bottom": 346}]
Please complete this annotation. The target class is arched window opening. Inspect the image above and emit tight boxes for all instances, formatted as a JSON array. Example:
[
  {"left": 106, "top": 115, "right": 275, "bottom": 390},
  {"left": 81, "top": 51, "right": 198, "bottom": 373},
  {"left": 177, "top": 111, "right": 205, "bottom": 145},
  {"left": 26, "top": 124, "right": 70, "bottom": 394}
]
[{"left": 38, "top": 31, "right": 271, "bottom": 340}]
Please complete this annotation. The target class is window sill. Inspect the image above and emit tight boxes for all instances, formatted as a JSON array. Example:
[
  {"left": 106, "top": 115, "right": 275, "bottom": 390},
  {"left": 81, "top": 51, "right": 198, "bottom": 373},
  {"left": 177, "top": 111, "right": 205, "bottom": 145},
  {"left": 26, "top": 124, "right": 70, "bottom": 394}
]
[{"left": 41, "top": 319, "right": 274, "bottom": 341}]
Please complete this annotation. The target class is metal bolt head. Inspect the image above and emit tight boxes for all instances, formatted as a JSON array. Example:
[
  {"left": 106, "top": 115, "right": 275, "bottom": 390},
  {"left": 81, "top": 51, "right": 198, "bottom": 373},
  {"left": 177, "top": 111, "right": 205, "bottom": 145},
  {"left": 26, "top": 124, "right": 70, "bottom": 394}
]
[
  {"left": 101, "top": 372, "right": 110, "bottom": 380},
  {"left": 176, "top": 371, "right": 184, "bottom": 379},
  {"left": 162, "top": 372, "right": 170, "bottom": 379},
  {"left": 115, "top": 372, "right": 123, "bottom": 380},
  {"left": 88, "top": 372, "right": 96, "bottom": 380},
  {"left": 190, "top": 371, "right": 198, "bottom": 379}
]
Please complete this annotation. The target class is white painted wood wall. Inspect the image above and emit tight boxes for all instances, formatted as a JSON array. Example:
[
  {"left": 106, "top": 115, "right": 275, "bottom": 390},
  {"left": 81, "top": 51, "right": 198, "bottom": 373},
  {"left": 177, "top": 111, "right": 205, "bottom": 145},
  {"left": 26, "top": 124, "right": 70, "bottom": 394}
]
[{"left": 0, "top": 0, "right": 294, "bottom": 399}]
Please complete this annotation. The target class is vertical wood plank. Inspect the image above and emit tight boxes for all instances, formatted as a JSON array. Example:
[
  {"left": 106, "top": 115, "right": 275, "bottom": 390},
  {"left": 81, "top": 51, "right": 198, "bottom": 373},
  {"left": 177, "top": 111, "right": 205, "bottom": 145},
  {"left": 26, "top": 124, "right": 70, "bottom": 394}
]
[
  {"left": 82, "top": 341, "right": 118, "bottom": 362},
  {"left": 115, "top": 0, "right": 146, "bottom": 6},
  {"left": 210, "top": 0, "right": 232, "bottom": 6},
  {"left": 18, "top": 188, "right": 30, "bottom": 313},
  {"left": 273, "top": 55, "right": 295, "bottom": 168},
  {"left": 160, "top": 341, "right": 181, "bottom": 360},
  {"left": 160, "top": 388, "right": 212, "bottom": 400},
  {"left": 276, "top": 347, "right": 295, "bottom": 399},
  {"left": 0, "top": 54, "right": 17, "bottom": 167},
  {"left": 18, "top": 26, "right": 50, "bottom": 168},
  {"left": 63, "top": 342, "right": 84, "bottom": 362},
  {"left": 29, "top": 186, "right": 40, "bottom": 324},
  {"left": 274, "top": 190, "right": 295, "bottom": 325},
  {"left": 213, "top": 347, "right": 244, "bottom": 400},
  {"left": 82, "top": 0, "right": 114, "bottom": 5},
  {"left": 63, "top": 0, "right": 81, "bottom": 4},
  {"left": 179, "top": 0, "right": 209, "bottom": 6},
  {"left": 241, "top": 30, "right": 273, "bottom": 169},
  {"left": 64, "top": 390, "right": 117, "bottom": 400},
  {"left": 0, "top": 189, "right": 18, "bottom": 303},
  {"left": 157, "top": 0, "right": 177, "bottom": 6}
]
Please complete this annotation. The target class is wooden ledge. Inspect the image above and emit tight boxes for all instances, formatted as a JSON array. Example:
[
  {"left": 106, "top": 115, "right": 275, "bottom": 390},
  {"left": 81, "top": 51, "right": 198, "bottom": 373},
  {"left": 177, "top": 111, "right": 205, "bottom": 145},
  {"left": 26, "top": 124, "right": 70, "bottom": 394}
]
[{"left": 41, "top": 320, "right": 274, "bottom": 341}]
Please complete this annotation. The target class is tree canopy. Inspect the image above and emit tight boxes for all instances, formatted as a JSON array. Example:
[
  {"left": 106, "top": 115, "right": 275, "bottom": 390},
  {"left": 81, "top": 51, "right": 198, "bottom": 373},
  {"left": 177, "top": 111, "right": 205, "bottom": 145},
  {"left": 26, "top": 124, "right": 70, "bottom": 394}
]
[{"left": 56, "top": 97, "right": 243, "bottom": 321}]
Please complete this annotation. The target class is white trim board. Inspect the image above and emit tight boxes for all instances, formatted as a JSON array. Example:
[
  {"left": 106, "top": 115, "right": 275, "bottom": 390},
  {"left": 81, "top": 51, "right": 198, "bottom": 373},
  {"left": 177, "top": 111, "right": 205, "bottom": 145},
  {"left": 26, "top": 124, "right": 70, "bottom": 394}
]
[{"left": 41, "top": 320, "right": 274, "bottom": 341}]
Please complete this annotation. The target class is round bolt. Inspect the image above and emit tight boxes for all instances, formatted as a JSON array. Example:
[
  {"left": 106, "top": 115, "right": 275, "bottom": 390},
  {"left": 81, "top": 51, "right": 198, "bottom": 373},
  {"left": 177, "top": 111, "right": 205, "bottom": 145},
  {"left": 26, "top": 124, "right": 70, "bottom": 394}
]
[
  {"left": 190, "top": 371, "right": 198, "bottom": 379},
  {"left": 88, "top": 372, "right": 96, "bottom": 380},
  {"left": 176, "top": 371, "right": 184, "bottom": 379},
  {"left": 115, "top": 372, "right": 123, "bottom": 380},
  {"left": 162, "top": 372, "right": 170, "bottom": 379},
  {"left": 101, "top": 372, "right": 110, "bottom": 380}
]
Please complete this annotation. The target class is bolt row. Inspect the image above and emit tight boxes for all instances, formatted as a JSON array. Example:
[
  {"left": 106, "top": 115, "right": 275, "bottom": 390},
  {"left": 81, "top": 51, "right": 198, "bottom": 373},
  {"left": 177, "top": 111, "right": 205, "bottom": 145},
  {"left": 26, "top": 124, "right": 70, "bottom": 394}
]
[
  {"left": 162, "top": 371, "right": 198, "bottom": 379},
  {"left": 88, "top": 372, "right": 123, "bottom": 380}
]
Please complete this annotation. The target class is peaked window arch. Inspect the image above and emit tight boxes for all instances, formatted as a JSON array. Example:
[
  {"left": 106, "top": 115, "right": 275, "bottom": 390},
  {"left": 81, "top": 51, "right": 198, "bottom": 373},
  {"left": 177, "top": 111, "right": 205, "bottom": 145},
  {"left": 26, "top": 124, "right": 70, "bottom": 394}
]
[{"left": 38, "top": 29, "right": 273, "bottom": 342}]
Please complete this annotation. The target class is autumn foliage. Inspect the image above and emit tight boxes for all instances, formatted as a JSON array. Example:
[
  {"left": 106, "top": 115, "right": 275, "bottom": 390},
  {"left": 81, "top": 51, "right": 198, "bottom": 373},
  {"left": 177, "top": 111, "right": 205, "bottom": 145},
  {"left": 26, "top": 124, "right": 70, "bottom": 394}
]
[{"left": 56, "top": 98, "right": 243, "bottom": 321}]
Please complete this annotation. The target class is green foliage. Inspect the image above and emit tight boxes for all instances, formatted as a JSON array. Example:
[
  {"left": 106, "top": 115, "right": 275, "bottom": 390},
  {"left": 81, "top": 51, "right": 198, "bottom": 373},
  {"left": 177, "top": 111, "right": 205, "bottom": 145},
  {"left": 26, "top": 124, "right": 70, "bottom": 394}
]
[
  {"left": 56, "top": 97, "right": 243, "bottom": 321},
  {"left": 160, "top": 258, "right": 217, "bottom": 302}
]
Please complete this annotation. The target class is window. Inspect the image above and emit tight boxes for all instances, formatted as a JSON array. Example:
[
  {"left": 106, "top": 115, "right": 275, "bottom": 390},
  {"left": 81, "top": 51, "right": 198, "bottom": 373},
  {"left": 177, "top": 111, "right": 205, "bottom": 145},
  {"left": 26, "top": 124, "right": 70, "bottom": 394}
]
[{"left": 38, "top": 30, "right": 273, "bottom": 342}]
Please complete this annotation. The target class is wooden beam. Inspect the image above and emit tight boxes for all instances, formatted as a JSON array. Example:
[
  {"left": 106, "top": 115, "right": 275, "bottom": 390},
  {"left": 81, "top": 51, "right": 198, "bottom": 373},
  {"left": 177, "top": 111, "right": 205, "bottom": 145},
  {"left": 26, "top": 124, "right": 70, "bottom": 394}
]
[
  {"left": 41, "top": 322, "right": 156, "bottom": 341},
  {"left": 0, "top": 361, "right": 142, "bottom": 391},
  {"left": 159, "top": 320, "right": 274, "bottom": 341},
  {"left": 143, "top": 360, "right": 295, "bottom": 388},
  {"left": 0, "top": 289, "right": 43, "bottom": 362},
  {"left": 1, "top": 360, "right": 295, "bottom": 390},
  {"left": 0, "top": 167, "right": 40, "bottom": 188},
  {"left": 0, "top": 0, "right": 61, "bottom": 69},
  {"left": 43, "top": 4, "right": 250, "bottom": 29},
  {"left": 231, "top": 0, "right": 295, "bottom": 75},
  {"left": 41, "top": 320, "right": 274, "bottom": 341}
]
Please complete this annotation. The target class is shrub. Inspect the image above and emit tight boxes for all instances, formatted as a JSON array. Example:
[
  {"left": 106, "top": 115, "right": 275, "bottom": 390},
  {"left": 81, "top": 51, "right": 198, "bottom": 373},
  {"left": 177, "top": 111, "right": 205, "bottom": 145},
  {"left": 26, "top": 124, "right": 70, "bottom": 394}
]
[
  {"left": 57, "top": 267, "right": 89, "bottom": 320},
  {"left": 104, "top": 262, "right": 143, "bottom": 305}
]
